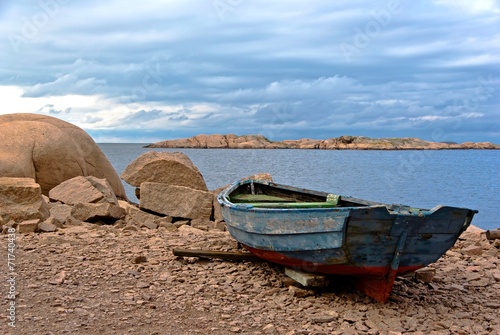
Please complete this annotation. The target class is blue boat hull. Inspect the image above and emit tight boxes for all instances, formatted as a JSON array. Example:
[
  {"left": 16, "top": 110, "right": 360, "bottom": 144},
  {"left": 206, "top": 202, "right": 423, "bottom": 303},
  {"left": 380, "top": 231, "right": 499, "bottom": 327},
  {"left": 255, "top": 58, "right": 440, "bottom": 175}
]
[{"left": 217, "top": 179, "right": 477, "bottom": 302}]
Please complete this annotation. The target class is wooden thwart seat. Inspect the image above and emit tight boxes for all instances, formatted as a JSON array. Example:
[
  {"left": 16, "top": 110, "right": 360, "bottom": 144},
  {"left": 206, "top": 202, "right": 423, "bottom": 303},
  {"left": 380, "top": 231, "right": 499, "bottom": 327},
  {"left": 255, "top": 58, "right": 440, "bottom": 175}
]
[
  {"left": 246, "top": 202, "right": 338, "bottom": 208},
  {"left": 230, "top": 193, "right": 340, "bottom": 208},
  {"left": 231, "top": 194, "right": 295, "bottom": 203}
]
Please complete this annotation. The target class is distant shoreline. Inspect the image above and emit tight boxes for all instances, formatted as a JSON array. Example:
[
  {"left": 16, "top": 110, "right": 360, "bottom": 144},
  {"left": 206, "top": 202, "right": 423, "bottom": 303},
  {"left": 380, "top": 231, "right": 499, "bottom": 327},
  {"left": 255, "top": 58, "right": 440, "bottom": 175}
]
[{"left": 145, "top": 134, "right": 499, "bottom": 150}]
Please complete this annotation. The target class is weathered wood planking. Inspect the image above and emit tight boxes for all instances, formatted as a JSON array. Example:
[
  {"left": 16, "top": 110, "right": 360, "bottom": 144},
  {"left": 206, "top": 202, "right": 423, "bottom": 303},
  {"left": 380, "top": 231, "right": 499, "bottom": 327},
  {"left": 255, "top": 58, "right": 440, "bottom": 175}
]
[{"left": 217, "top": 179, "right": 478, "bottom": 302}]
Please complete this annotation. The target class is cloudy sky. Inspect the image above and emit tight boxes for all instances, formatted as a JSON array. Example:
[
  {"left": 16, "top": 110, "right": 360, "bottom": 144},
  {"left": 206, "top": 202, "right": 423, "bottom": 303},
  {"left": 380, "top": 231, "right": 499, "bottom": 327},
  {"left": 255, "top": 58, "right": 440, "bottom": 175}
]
[{"left": 0, "top": 0, "right": 498, "bottom": 143}]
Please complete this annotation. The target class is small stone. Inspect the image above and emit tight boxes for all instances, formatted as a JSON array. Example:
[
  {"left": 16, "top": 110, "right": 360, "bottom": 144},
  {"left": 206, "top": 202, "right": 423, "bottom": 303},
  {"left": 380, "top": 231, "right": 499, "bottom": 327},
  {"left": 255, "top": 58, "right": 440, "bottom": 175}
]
[
  {"left": 140, "top": 220, "right": 158, "bottom": 229},
  {"left": 469, "top": 278, "right": 490, "bottom": 287},
  {"left": 449, "top": 284, "right": 466, "bottom": 291},
  {"left": 133, "top": 256, "right": 148, "bottom": 264},
  {"left": 122, "top": 225, "right": 139, "bottom": 232},
  {"left": 415, "top": 267, "right": 436, "bottom": 282},
  {"left": 38, "top": 221, "right": 58, "bottom": 232},
  {"left": 288, "top": 286, "right": 314, "bottom": 298},
  {"left": 342, "top": 310, "right": 363, "bottom": 323},
  {"left": 49, "top": 271, "right": 66, "bottom": 285},
  {"left": 158, "top": 222, "right": 177, "bottom": 231},
  {"left": 311, "top": 315, "right": 337, "bottom": 323},
  {"left": 158, "top": 272, "right": 169, "bottom": 281},
  {"left": 464, "top": 272, "right": 481, "bottom": 282},
  {"left": 491, "top": 270, "right": 500, "bottom": 282},
  {"left": 17, "top": 219, "right": 39, "bottom": 233},
  {"left": 461, "top": 245, "right": 483, "bottom": 256},
  {"left": 136, "top": 281, "right": 151, "bottom": 289},
  {"left": 262, "top": 324, "right": 278, "bottom": 334}
]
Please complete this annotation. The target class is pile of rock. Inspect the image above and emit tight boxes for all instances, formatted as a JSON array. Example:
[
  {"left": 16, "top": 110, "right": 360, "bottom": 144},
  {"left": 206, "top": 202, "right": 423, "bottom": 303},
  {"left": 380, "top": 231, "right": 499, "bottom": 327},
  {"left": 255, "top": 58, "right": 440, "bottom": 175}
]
[
  {"left": 121, "top": 151, "right": 213, "bottom": 229},
  {"left": 0, "top": 175, "right": 125, "bottom": 234},
  {"left": 120, "top": 151, "right": 272, "bottom": 231},
  {"left": 1, "top": 149, "right": 272, "bottom": 235}
]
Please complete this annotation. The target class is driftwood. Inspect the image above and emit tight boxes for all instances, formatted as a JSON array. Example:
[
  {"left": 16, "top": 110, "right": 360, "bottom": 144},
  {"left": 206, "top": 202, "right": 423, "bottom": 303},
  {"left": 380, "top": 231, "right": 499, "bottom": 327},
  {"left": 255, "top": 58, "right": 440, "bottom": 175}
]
[
  {"left": 486, "top": 229, "right": 500, "bottom": 240},
  {"left": 172, "top": 248, "right": 263, "bottom": 262}
]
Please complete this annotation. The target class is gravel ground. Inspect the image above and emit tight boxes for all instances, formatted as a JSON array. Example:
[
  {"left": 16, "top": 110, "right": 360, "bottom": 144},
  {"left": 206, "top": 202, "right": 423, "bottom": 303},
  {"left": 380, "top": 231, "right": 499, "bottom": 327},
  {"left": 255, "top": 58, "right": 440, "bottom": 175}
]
[{"left": 1, "top": 223, "right": 499, "bottom": 335}]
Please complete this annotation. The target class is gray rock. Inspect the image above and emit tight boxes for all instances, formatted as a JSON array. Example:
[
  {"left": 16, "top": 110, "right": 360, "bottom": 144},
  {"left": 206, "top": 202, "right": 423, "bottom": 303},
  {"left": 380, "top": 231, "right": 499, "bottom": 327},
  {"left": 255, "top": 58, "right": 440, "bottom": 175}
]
[
  {"left": 140, "top": 220, "right": 158, "bottom": 229},
  {"left": 140, "top": 183, "right": 213, "bottom": 220},
  {"left": 49, "top": 204, "right": 73, "bottom": 226},
  {"left": 415, "top": 267, "right": 436, "bottom": 282},
  {"left": 310, "top": 314, "right": 337, "bottom": 323},
  {"left": 38, "top": 221, "right": 58, "bottom": 232}
]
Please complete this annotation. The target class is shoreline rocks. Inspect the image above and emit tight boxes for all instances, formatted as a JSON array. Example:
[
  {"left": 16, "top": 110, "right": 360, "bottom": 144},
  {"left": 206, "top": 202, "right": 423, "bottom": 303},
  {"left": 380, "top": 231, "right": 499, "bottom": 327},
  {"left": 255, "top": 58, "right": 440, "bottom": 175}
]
[
  {"left": 1, "top": 147, "right": 499, "bottom": 334},
  {"left": 5, "top": 219, "right": 499, "bottom": 334},
  {"left": 1, "top": 115, "right": 498, "bottom": 334},
  {"left": 145, "top": 134, "right": 500, "bottom": 150}
]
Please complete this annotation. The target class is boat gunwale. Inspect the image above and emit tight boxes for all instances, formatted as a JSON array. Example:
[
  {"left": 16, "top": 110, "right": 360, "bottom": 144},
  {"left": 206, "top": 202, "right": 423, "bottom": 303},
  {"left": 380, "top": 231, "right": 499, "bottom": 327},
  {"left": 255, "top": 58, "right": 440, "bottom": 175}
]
[{"left": 217, "top": 179, "right": 386, "bottom": 211}]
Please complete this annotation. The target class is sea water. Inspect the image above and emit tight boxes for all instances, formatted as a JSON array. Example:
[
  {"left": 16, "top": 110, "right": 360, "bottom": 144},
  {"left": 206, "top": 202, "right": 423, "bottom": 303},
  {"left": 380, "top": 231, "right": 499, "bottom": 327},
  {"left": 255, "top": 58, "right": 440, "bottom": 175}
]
[{"left": 98, "top": 143, "right": 499, "bottom": 230}]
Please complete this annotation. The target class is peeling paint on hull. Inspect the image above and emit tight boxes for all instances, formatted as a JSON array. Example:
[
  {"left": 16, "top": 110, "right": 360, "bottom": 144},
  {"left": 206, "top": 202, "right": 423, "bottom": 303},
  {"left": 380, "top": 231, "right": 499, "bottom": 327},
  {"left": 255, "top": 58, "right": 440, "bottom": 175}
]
[{"left": 217, "top": 179, "right": 478, "bottom": 302}]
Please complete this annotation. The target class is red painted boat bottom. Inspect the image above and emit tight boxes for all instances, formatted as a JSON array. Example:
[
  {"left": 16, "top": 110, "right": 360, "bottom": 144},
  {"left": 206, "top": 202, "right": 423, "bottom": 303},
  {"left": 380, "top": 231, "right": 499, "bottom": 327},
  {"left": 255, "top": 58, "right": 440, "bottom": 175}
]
[{"left": 244, "top": 245, "right": 422, "bottom": 303}]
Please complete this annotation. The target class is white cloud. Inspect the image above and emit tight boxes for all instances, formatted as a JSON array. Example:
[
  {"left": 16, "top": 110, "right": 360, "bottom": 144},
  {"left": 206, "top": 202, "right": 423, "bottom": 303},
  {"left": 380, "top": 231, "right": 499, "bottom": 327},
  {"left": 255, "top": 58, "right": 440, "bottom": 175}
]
[
  {"left": 433, "top": 0, "right": 500, "bottom": 13},
  {"left": 0, "top": 1, "right": 498, "bottom": 143}
]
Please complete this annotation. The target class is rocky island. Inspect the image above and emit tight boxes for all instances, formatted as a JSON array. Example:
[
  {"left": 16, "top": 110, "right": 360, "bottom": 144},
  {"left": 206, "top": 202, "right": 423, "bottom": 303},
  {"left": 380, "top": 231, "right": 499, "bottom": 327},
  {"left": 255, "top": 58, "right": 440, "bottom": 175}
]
[{"left": 146, "top": 134, "right": 499, "bottom": 150}]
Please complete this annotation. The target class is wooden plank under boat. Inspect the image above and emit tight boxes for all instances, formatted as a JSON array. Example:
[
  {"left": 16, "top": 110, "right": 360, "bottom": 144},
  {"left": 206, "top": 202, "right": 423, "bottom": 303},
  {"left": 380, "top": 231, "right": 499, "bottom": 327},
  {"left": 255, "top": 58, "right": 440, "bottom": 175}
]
[{"left": 216, "top": 179, "right": 478, "bottom": 302}]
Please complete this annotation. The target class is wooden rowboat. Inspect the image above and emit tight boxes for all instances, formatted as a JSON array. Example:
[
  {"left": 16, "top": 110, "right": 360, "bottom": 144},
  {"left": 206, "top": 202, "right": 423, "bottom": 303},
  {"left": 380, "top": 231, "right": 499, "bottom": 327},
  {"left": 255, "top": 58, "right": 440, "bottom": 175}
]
[{"left": 217, "top": 179, "right": 477, "bottom": 302}]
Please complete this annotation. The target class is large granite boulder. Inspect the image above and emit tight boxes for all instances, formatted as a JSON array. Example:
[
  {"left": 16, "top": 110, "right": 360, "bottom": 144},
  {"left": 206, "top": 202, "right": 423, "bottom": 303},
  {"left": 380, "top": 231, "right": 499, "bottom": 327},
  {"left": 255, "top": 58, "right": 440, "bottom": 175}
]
[
  {"left": 121, "top": 151, "right": 208, "bottom": 191},
  {"left": 49, "top": 176, "right": 118, "bottom": 205},
  {"left": 140, "top": 182, "right": 213, "bottom": 220},
  {"left": 0, "top": 177, "right": 50, "bottom": 223},
  {"left": 0, "top": 113, "right": 126, "bottom": 199}
]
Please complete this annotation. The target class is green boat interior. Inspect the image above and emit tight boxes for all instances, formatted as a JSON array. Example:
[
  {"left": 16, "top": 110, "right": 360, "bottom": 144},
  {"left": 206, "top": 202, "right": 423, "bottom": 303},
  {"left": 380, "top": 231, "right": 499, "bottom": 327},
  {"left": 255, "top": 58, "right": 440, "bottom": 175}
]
[{"left": 228, "top": 181, "right": 373, "bottom": 208}]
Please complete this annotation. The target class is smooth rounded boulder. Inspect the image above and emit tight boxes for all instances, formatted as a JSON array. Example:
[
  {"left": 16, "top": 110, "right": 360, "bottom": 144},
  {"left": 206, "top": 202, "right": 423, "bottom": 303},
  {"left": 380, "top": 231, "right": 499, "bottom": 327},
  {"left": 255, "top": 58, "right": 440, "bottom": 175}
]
[{"left": 0, "top": 113, "right": 126, "bottom": 199}]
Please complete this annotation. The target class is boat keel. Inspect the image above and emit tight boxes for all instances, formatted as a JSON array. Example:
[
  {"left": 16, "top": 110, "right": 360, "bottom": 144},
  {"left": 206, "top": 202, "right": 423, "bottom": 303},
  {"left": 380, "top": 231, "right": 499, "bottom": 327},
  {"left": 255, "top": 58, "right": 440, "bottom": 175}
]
[{"left": 356, "top": 231, "right": 408, "bottom": 302}]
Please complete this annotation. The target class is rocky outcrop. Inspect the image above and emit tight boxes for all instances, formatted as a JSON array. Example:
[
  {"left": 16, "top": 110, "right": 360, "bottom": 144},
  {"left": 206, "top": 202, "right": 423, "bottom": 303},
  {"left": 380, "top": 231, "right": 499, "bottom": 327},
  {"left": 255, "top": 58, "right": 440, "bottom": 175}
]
[
  {"left": 146, "top": 134, "right": 285, "bottom": 149},
  {"left": 121, "top": 151, "right": 208, "bottom": 191},
  {"left": 146, "top": 134, "right": 499, "bottom": 150},
  {"left": 0, "top": 177, "right": 50, "bottom": 223},
  {"left": 0, "top": 113, "right": 126, "bottom": 198}
]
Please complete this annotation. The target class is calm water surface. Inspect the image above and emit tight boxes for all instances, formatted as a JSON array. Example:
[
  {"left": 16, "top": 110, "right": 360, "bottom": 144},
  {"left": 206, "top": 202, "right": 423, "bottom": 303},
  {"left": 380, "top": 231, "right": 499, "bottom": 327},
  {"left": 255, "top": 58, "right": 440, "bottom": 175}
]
[{"left": 98, "top": 144, "right": 499, "bottom": 230}]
